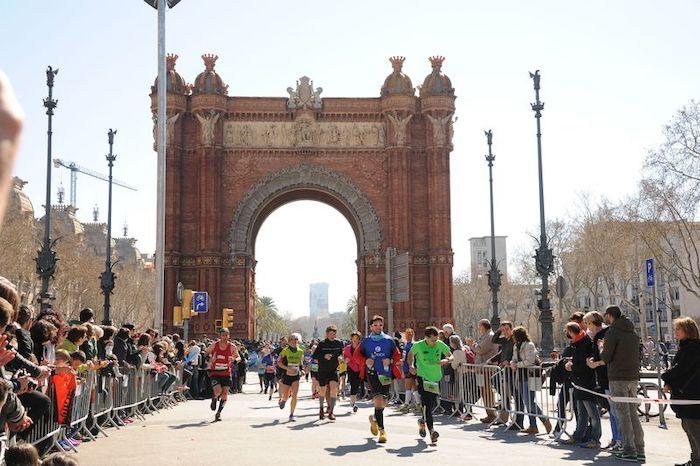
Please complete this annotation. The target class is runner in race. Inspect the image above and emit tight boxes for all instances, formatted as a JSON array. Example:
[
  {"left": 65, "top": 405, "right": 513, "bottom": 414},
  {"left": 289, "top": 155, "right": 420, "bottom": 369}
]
[
  {"left": 205, "top": 328, "right": 240, "bottom": 422},
  {"left": 272, "top": 337, "right": 287, "bottom": 400},
  {"left": 277, "top": 332, "right": 304, "bottom": 422},
  {"left": 309, "top": 343, "right": 320, "bottom": 399},
  {"left": 359, "top": 315, "right": 401, "bottom": 443},
  {"left": 399, "top": 328, "right": 419, "bottom": 413},
  {"left": 261, "top": 345, "right": 277, "bottom": 396},
  {"left": 313, "top": 325, "right": 344, "bottom": 421},
  {"left": 343, "top": 331, "right": 363, "bottom": 413},
  {"left": 303, "top": 345, "right": 313, "bottom": 382},
  {"left": 338, "top": 351, "right": 348, "bottom": 400},
  {"left": 407, "top": 326, "right": 453, "bottom": 444}
]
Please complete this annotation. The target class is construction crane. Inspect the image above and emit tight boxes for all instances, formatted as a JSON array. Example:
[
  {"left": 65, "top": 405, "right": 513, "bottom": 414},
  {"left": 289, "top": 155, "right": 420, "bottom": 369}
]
[{"left": 53, "top": 158, "right": 137, "bottom": 207}]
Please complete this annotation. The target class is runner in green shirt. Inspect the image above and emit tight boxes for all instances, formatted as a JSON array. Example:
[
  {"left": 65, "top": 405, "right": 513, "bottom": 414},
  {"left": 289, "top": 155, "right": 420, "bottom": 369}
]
[
  {"left": 277, "top": 333, "right": 304, "bottom": 422},
  {"left": 408, "top": 326, "right": 453, "bottom": 444}
]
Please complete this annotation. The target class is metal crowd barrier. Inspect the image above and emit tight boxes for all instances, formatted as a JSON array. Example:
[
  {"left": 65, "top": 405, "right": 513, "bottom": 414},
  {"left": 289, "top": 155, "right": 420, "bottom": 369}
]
[
  {"left": 15, "top": 364, "right": 188, "bottom": 457},
  {"left": 391, "top": 362, "right": 573, "bottom": 438}
]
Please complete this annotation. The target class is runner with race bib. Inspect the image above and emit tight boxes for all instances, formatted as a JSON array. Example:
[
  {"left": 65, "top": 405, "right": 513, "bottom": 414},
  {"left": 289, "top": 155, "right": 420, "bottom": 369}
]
[{"left": 408, "top": 326, "right": 453, "bottom": 444}]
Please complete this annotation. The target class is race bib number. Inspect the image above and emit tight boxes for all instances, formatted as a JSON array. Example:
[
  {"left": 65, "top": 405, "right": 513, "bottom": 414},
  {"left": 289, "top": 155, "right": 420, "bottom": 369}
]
[
  {"left": 214, "top": 363, "right": 229, "bottom": 372},
  {"left": 378, "top": 374, "right": 392, "bottom": 386},
  {"left": 287, "top": 364, "right": 299, "bottom": 376},
  {"left": 423, "top": 380, "right": 440, "bottom": 394}
]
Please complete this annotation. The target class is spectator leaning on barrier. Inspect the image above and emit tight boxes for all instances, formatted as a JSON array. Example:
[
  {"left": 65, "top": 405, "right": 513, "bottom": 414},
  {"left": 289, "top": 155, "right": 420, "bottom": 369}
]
[
  {"left": 510, "top": 326, "right": 552, "bottom": 435},
  {"left": 492, "top": 321, "right": 516, "bottom": 425},
  {"left": 16, "top": 304, "right": 34, "bottom": 361},
  {"left": 563, "top": 321, "right": 601, "bottom": 448},
  {"left": 661, "top": 316, "right": 700, "bottom": 466},
  {"left": 584, "top": 310, "right": 622, "bottom": 451},
  {"left": 600, "top": 305, "right": 645, "bottom": 462},
  {"left": 470, "top": 319, "right": 499, "bottom": 423}
]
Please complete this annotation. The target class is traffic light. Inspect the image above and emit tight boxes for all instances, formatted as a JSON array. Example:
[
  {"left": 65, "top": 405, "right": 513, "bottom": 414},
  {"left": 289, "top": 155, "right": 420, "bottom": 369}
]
[
  {"left": 173, "top": 306, "right": 183, "bottom": 326},
  {"left": 181, "top": 289, "right": 193, "bottom": 318},
  {"left": 223, "top": 308, "right": 234, "bottom": 328}
]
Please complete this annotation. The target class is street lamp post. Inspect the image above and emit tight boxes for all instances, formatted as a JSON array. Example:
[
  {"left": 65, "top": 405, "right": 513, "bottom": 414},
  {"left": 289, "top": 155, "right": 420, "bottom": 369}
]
[
  {"left": 36, "top": 66, "right": 59, "bottom": 312},
  {"left": 100, "top": 129, "right": 117, "bottom": 325},
  {"left": 484, "top": 130, "right": 501, "bottom": 328},
  {"left": 144, "top": 0, "right": 182, "bottom": 333},
  {"left": 530, "top": 70, "right": 554, "bottom": 356}
]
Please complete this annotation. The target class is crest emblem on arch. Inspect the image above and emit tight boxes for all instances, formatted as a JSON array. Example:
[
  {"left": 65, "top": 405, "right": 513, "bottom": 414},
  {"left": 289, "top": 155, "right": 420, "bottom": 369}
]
[{"left": 287, "top": 76, "right": 323, "bottom": 110}]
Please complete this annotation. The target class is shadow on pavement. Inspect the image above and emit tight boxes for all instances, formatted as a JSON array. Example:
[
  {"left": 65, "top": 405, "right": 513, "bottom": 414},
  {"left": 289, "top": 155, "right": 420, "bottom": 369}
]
[
  {"left": 385, "top": 440, "right": 435, "bottom": 457},
  {"left": 168, "top": 421, "right": 210, "bottom": 430},
  {"left": 324, "top": 438, "right": 381, "bottom": 456},
  {"left": 250, "top": 419, "right": 281, "bottom": 429},
  {"left": 288, "top": 420, "right": 321, "bottom": 431}
]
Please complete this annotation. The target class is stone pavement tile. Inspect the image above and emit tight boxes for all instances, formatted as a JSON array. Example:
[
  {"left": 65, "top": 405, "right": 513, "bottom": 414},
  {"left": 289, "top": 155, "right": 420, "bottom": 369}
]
[{"left": 76, "top": 380, "right": 691, "bottom": 466}]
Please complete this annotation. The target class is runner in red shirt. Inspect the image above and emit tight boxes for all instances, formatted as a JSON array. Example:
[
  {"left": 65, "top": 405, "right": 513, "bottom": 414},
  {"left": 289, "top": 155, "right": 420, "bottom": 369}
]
[{"left": 205, "top": 328, "right": 240, "bottom": 422}]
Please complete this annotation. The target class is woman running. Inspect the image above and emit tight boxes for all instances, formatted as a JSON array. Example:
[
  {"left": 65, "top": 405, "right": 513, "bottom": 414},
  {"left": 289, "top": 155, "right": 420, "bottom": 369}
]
[
  {"left": 343, "top": 331, "right": 363, "bottom": 413},
  {"left": 277, "top": 333, "right": 304, "bottom": 422}
]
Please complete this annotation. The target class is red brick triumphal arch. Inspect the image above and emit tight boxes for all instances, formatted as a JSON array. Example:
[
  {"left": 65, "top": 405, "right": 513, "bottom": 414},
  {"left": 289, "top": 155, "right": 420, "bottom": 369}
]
[{"left": 153, "top": 54, "right": 457, "bottom": 339}]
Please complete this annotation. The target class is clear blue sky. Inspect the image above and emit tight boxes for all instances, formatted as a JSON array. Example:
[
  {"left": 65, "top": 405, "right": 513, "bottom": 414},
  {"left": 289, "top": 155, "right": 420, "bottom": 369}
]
[{"left": 2, "top": 0, "right": 699, "bottom": 317}]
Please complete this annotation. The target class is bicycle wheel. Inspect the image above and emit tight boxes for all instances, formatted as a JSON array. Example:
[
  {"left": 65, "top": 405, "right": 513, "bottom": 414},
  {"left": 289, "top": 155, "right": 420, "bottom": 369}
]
[{"left": 636, "top": 383, "right": 667, "bottom": 418}]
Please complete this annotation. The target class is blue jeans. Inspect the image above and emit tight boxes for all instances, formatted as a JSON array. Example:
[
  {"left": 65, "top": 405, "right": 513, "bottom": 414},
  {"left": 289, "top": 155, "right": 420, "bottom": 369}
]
[
  {"left": 605, "top": 388, "right": 622, "bottom": 442},
  {"left": 517, "top": 376, "right": 542, "bottom": 427},
  {"left": 574, "top": 399, "right": 602, "bottom": 443}
]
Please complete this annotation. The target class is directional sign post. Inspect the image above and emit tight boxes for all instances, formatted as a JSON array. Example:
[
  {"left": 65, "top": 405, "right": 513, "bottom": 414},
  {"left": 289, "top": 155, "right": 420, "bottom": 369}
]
[
  {"left": 385, "top": 248, "right": 410, "bottom": 335},
  {"left": 193, "top": 291, "right": 209, "bottom": 313},
  {"left": 645, "top": 257, "right": 666, "bottom": 427},
  {"left": 646, "top": 258, "right": 655, "bottom": 287}
]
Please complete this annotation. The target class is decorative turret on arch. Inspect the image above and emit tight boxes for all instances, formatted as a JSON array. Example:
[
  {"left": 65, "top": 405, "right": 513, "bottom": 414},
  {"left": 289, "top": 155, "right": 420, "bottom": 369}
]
[{"left": 228, "top": 163, "right": 383, "bottom": 257}]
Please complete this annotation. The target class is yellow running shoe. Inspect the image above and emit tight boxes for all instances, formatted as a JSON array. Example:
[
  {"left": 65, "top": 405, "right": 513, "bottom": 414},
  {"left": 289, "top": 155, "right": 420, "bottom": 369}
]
[
  {"left": 378, "top": 429, "right": 387, "bottom": 443},
  {"left": 369, "top": 415, "right": 379, "bottom": 436}
]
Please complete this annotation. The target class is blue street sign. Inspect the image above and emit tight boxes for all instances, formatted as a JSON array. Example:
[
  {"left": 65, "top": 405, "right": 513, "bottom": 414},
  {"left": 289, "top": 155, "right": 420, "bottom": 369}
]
[
  {"left": 193, "top": 291, "right": 209, "bottom": 313},
  {"left": 646, "top": 258, "right": 655, "bottom": 287}
]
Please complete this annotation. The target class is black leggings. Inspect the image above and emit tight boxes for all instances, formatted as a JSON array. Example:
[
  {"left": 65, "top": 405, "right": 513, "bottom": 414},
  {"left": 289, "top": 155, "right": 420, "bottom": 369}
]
[
  {"left": 263, "top": 372, "right": 275, "bottom": 391},
  {"left": 348, "top": 368, "right": 361, "bottom": 396},
  {"left": 417, "top": 377, "right": 438, "bottom": 431}
]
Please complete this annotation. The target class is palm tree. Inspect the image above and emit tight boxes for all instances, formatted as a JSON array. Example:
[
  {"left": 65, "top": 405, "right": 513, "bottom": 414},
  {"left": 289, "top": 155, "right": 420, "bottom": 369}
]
[
  {"left": 341, "top": 294, "right": 358, "bottom": 338},
  {"left": 255, "top": 294, "right": 290, "bottom": 340}
]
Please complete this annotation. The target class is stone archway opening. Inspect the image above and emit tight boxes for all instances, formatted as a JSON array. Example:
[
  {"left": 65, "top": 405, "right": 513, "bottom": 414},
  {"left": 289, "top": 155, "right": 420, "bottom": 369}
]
[{"left": 253, "top": 198, "right": 359, "bottom": 340}]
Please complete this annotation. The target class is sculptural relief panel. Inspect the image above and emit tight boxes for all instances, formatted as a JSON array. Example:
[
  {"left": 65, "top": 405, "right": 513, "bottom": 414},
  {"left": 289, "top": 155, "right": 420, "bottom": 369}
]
[{"left": 223, "top": 120, "right": 385, "bottom": 149}]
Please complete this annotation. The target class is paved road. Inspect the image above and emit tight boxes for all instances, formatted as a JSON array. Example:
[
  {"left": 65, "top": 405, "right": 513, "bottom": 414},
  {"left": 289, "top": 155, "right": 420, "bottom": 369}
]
[{"left": 77, "top": 377, "right": 690, "bottom": 465}]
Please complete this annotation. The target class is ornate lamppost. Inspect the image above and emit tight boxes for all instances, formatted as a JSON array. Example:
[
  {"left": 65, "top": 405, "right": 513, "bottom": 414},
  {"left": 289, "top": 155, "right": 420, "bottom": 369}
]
[
  {"left": 484, "top": 130, "right": 501, "bottom": 328},
  {"left": 100, "top": 129, "right": 117, "bottom": 325},
  {"left": 36, "top": 66, "right": 59, "bottom": 312},
  {"left": 530, "top": 70, "right": 554, "bottom": 355}
]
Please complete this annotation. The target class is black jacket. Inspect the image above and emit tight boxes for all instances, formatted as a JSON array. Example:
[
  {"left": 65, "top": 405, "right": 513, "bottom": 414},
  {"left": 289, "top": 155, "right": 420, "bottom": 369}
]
[
  {"left": 570, "top": 334, "right": 597, "bottom": 402},
  {"left": 549, "top": 344, "right": 574, "bottom": 397},
  {"left": 113, "top": 337, "right": 128, "bottom": 365},
  {"left": 591, "top": 327, "right": 609, "bottom": 390},
  {"left": 662, "top": 338, "right": 700, "bottom": 419},
  {"left": 600, "top": 315, "right": 640, "bottom": 381},
  {"left": 15, "top": 328, "right": 33, "bottom": 361},
  {"left": 492, "top": 329, "right": 514, "bottom": 364}
]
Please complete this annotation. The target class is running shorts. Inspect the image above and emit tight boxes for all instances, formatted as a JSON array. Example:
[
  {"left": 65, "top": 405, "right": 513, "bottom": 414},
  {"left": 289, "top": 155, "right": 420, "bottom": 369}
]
[
  {"left": 210, "top": 375, "right": 232, "bottom": 388},
  {"left": 316, "top": 371, "right": 339, "bottom": 387},
  {"left": 367, "top": 371, "right": 390, "bottom": 398},
  {"left": 281, "top": 373, "right": 301, "bottom": 386}
]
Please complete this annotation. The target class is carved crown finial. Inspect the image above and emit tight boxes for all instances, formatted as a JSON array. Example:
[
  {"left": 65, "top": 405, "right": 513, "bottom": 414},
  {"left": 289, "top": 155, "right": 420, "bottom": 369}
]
[
  {"left": 389, "top": 56, "right": 405, "bottom": 71},
  {"left": 166, "top": 53, "right": 178, "bottom": 71},
  {"left": 202, "top": 54, "right": 218, "bottom": 72},
  {"left": 429, "top": 56, "right": 445, "bottom": 70}
]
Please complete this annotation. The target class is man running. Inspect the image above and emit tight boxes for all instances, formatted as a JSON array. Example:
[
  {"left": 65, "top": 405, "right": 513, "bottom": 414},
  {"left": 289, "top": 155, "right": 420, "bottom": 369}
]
[
  {"left": 408, "top": 326, "right": 453, "bottom": 444},
  {"left": 313, "top": 325, "right": 344, "bottom": 421},
  {"left": 205, "top": 328, "right": 240, "bottom": 422},
  {"left": 359, "top": 315, "right": 401, "bottom": 443},
  {"left": 277, "top": 333, "right": 304, "bottom": 422}
]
